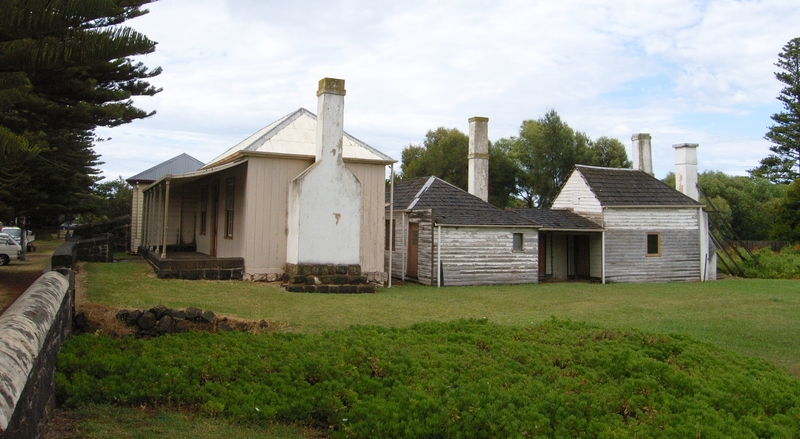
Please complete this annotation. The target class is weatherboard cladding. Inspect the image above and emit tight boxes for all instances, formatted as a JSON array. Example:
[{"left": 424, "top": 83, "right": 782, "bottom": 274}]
[
  {"left": 574, "top": 165, "right": 701, "bottom": 207},
  {"left": 390, "top": 177, "right": 537, "bottom": 226},
  {"left": 126, "top": 153, "right": 204, "bottom": 183}
]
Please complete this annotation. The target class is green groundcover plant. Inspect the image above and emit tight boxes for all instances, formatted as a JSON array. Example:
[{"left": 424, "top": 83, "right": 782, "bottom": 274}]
[
  {"left": 742, "top": 245, "right": 800, "bottom": 279},
  {"left": 57, "top": 319, "right": 800, "bottom": 438}
]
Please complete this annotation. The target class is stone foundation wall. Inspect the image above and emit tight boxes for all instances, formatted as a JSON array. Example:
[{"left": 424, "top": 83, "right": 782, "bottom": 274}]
[
  {"left": 0, "top": 270, "right": 74, "bottom": 439},
  {"left": 282, "top": 263, "right": 377, "bottom": 293},
  {"left": 139, "top": 247, "right": 244, "bottom": 280}
]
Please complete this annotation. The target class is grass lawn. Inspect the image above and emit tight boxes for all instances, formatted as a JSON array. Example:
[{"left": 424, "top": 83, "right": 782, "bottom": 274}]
[{"left": 84, "top": 257, "right": 800, "bottom": 378}]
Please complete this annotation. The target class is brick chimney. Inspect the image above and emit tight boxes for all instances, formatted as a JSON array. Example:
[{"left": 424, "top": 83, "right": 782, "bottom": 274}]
[
  {"left": 315, "top": 78, "right": 346, "bottom": 164},
  {"left": 631, "top": 133, "right": 653, "bottom": 176},
  {"left": 673, "top": 143, "right": 699, "bottom": 201},
  {"left": 468, "top": 117, "right": 489, "bottom": 202},
  {"left": 286, "top": 78, "right": 361, "bottom": 266}
]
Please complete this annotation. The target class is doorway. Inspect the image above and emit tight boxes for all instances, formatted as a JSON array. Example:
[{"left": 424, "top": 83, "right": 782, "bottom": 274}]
[{"left": 407, "top": 222, "right": 419, "bottom": 278}]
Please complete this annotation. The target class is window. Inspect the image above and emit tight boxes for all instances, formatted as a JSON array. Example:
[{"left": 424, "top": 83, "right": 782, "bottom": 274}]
[
  {"left": 646, "top": 233, "right": 660, "bottom": 256},
  {"left": 199, "top": 184, "right": 208, "bottom": 235},
  {"left": 513, "top": 233, "right": 524, "bottom": 252},
  {"left": 385, "top": 219, "right": 396, "bottom": 251},
  {"left": 225, "top": 178, "right": 235, "bottom": 238}
]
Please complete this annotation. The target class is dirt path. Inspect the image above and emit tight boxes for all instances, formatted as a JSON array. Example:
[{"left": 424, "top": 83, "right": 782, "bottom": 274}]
[{"left": 0, "top": 241, "right": 60, "bottom": 313}]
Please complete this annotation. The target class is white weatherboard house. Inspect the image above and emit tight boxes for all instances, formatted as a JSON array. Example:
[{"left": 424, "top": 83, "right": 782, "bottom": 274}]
[
  {"left": 386, "top": 124, "right": 716, "bottom": 285},
  {"left": 137, "top": 78, "right": 395, "bottom": 282}
]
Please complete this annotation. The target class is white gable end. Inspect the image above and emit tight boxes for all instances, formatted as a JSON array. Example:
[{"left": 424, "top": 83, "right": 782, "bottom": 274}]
[
  {"left": 551, "top": 170, "right": 603, "bottom": 223},
  {"left": 205, "top": 108, "right": 394, "bottom": 169}
]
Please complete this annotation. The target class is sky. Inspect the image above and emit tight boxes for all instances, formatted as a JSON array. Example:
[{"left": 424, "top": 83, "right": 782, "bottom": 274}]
[{"left": 95, "top": 0, "right": 800, "bottom": 181}]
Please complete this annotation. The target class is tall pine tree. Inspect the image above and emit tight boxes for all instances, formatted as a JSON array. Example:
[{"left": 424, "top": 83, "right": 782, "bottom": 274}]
[
  {"left": 750, "top": 37, "right": 800, "bottom": 184},
  {"left": 0, "top": 0, "right": 161, "bottom": 229}
]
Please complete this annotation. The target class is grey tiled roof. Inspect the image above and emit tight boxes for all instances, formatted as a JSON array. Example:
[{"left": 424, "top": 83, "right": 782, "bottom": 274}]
[
  {"left": 388, "top": 177, "right": 538, "bottom": 227},
  {"left": 574, "top": 165, "right": 701, "bottom": 207},
  {"left": 126, "top": 153, "right": 205, "bottom": 183},
  {"left": 510, "top": 209, "right": 602, "bottom": 230}
]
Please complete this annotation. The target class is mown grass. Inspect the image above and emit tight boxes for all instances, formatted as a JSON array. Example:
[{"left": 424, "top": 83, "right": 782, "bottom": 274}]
[{"left": 84, "top": 258, "right": 800, "bottom": 377}]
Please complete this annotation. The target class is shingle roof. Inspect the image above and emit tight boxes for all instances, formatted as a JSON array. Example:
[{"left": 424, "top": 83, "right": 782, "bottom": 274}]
[
  {"left": 126, "top": 153, "right": 204, "bottom": 183},
  {"left": 574, "top": 165, "right": 701, "bottom": 207},
  {"left": 510, "top": 209, "right": 602, "bottom": 230},
  {"left": 388, "top": 177, "right": 538, "bottom": 227},
  {"left": 206, "top": 108, "right": 395, "bottom": 168}
]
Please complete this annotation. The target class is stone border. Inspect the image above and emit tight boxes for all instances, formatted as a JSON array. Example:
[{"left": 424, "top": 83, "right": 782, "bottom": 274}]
[{"left": 0, "top": 270, "right": 73, "bottom": 438}]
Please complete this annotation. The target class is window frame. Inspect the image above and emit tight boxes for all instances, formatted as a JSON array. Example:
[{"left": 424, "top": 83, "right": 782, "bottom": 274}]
[
  {"left": 224, "top": 177, "right": 235, "bottom": 239},
  {"left": 646, "top": 232, "right": 661, "bottom": 257},
  {"left": 512, "top": 232, "right": 524, "bottom": 252}
]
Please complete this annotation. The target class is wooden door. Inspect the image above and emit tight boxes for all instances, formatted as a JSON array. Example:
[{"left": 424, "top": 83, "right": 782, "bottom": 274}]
[
  {"left": 538, "top": 233, "right": 547, "bottom": 278},
  {"left": 574, "top": 235, "right": 590, "bottom": 278},
  {"left": 407, "top": 222, "right": 419, "bottom": 278},
  {"left": 210, "top": 180, "right": 220, "bottom": 257}
]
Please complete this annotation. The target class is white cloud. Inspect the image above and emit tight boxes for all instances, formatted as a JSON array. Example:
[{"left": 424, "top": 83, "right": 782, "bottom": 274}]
[{"left": 95, "top": 0, "right": 800, "bottom": 181}]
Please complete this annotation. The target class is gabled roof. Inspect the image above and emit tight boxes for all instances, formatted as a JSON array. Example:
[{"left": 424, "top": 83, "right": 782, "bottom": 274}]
[
  {"left": 205, "top": 108, "right": 395, "bottom": 168},
  {"left": 127, "top": 153, "right": 204, "bottom": 184},
  {"left": 510, "top": 208, "right": 603, "bottom": 231},
  {"left": 572, "top": 165, "right": 701, "bottom": 207},
  {"left": 389, "top": 177, "right": 538, "bottom": 227}
]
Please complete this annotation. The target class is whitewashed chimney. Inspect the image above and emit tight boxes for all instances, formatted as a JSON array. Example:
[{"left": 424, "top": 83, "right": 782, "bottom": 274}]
[
  {"left": 631, "top": 133, "right": 653, "bottom": 176},
  {"left": 673, "top": 143, "right": 699, "bottom": 201},
  {"left": 286, "top": 78, "right": 362, "bottom": 265},
  {"left": 468, "top": 117, "right": 489, "bottom": 202}
]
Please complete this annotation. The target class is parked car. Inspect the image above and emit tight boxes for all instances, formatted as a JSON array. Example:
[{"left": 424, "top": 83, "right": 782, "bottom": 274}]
[
  {"left": 0, "top": 233, "right": 21, "bottom": 266},
  {"left": 0, "top": 227, "right": 35, "bottom": 252}
]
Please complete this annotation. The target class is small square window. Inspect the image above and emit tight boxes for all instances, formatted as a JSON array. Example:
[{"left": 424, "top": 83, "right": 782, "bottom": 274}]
[
  {"left": 513, "top": 233, "right": 524, "bottom": 252},
  {"left": 646, "top": 233, "right": 660, "bottom": 256}
]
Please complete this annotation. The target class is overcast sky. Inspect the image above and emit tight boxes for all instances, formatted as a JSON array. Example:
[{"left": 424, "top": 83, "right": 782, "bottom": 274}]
[{"left": 95, "top": 0, "right": 800, "bottom": 181}]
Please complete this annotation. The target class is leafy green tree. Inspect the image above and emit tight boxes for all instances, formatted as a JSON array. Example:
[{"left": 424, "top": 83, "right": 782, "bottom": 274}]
[
  {"left": 511, "top": 110, "right": 578, "bottom": 208},
  {"left": 770, "top": 178, "right": 800, "bottom": 242},
  {"left": 508, "top": 110, "right": 630, "bottom": 208},
  {"left": 588, "top": 136, "right": 632, "bottom": 168},
  {"left": 665, "top": 171, "right": 787, "bottom": 240},
  {"left": 750, "top": 37, "right": 800, "bottom": 184},
  {"left": 399, "top": 127, "right": 521, "bottom": 208},
  {"left": 81, "top": 176, "right": 132, "bottom": 223},
  {"left": 0, "top": 0, "right": 161, "bottom": 229}
]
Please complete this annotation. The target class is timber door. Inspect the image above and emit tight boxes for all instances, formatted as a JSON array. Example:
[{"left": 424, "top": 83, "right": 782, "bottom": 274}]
[
  {"left": 407, "top": 222, "right": 419, "bottom": 278},
  {"left": 210, "top": 180, "right": 220, "bottom": 257},
  {"left": 538, "top": 233, "right": 547, "bottom": 278},
  {"left": 574, "top": 235, "right": 590, "bottom": 278}
]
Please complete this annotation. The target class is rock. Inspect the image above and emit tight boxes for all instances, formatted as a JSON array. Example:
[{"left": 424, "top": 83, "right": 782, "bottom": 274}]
[
  {"left": 156, "top": 315, "right": 174, "bottom": 334},
  {"left": 258, "top": 320, "right": 269, "bottom": 329},
  {"left": 174, "top": 320, "right": 191, "bottom": 333},
  {"left": 74, "top": 312, "right": 90, "bottom": 333},
  {"left": 201, "top": 310, "right": 216, "bottom": 323},
  {"left": 186, "top": 307, "right": 202, "bottom": 321},
  {"left": 218, "top": 321, "right": 234, "bottom": 332},
  {"left": 266, "top": 273, "right": 278, "bottom": 282},
  {"left": 169, "top": 309, "right": 186, "bottom": 320},
  {"left": 149, "top": 305, "right": 168, "bottom": 320},
  {"left": 125, "top": 309, "right": 142, "bottom": 326},
  {"left": 116, "top": 309, "right": 130, "bottom": 321},
  {"left": 138, "top": 311, "right": 157, "bottom": 330}
]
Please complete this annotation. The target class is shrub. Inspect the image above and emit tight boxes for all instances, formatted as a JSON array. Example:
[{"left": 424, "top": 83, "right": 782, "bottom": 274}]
[
  {"left": 57, "top": 319, "right": 800, "bottom": 438},
  {"left": 720, "top": 244, "right": 800, "bottom": 279}
]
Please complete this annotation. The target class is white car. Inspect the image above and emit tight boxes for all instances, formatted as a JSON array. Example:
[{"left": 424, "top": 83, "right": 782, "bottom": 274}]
[
  {"left": 0, "top": 227, "right": 35, "bottom": 252},
  {"left": 0, "top": 233, "right": 21, "bottom": 266}
]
